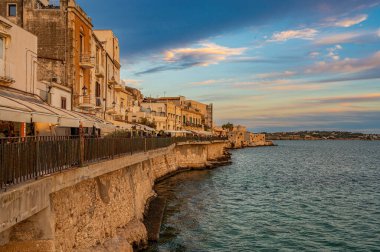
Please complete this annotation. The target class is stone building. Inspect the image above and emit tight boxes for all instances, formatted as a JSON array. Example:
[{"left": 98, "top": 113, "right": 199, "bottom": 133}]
[
  {"left": 0, "top": 0, "right": 98, "bottom": 113},
  {"left": 93, "top": 30, "right": 122, "bottom": 121},
  {"left": 184, "top": 100, "right": 213, "bottom": 130},
  {"left": 141, "top": 98, "right": 183, "bottom": 131},
  {"left": 91, "top": 32, "right": 106, "bottom": 118},
  {"left": 0, "top": 15, "right": 37, "bottom": 94},
  {"left": 227, "top": 125, "right": 247, "bottom": 148},
  {"left": 155, "top": 96, "right": 213, "bottom": 132},
  {"left": 0, "top": 14, "right": 112, "bottom": 137},
  {"left": 0, "top": 14, "right": 38, "bottom": 137}
]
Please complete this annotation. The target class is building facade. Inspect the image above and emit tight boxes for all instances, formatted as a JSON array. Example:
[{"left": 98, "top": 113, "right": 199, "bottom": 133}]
[{"left": 0, "top": 15, "right": 37, "bottom": 93}]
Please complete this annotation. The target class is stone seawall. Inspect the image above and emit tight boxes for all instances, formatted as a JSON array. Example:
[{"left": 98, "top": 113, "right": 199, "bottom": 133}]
[{"left": 0, "top": 141, "right": 228, "bottom": 251}]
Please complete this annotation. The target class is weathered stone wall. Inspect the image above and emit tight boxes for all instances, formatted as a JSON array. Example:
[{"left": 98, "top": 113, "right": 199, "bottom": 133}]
[
  {"left": 207, "top": 142, "right": 227, "bottom": 160},
  {"left": 22, "top": 0, "right": 69, "bottom": 85},
  {"left": 51, "top": 163, "right": 153, "bottom": 251},
  {"left": 0, "top": 141, "right": 228, "bottom": 251}
]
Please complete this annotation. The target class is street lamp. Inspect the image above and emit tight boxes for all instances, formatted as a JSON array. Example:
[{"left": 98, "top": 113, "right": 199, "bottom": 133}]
[{"left": 82, "top": 85, "right": 88, "bottom": 96}]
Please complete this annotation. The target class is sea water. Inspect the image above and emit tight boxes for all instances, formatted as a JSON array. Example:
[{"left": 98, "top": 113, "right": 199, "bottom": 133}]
[{"left": 148, "top": 141, "right": 380, "bottom": 251}]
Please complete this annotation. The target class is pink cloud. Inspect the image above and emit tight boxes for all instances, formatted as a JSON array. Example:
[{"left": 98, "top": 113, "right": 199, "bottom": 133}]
[
  {"left": 306, "top": 51, "right": 380, "bottom": 74},
  {"left": 316, "top": 30, "right": 379, "bottom": 45},
  {"left": 334, "top": 14, "right": 368, "bottom": 27},
  {"left": 256, "top": 71, "right": 296, "bottom": 79},
  {"left": 164, "top": 43, "right": 246, "bottom": 66},
  {"left": 269, "top": 28, "right": 318, "bottom": 42}
]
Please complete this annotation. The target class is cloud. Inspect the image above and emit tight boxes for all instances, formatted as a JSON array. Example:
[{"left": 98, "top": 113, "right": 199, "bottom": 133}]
[
  {"left": 309, "top": 51, "right": 320, "bottom": 58},
  {"left": 326, "top": 45, "right": 343, "bottom": 60},
  {"left": 76, "top": 0, "right": 380, "bottom": 58},
  {"left": 234, "top": 79, "right": 292, "bottom": 89},
  {"left": 316, "top": 30, "right": 379, "bottom": 45},
  {"left": 224, "top": 111, "right": 380, "bottom": 133},
  {"left": 305, "top": 93, "right": 380, "bottom": 104},
  {"left": 164, "top": 43, "right": 246, "bottom": 66},
  {"left": 264, "top": 84, "right": 323, "bottom": 91},
  {"left": 312, "top": 71, "right": 380, "bottom": 83},
  {"left": 189, "top": 78, "right": 235, "bottom": 87},
  {"left": 135, "top": 43, "right": 246, "bottom": 75},
  {"left": 269, "top": 28, "right": 318, "bottom": 42},
  {"left": 256, "top": 71, "right": 296, "bottom": 79},
  {"left": 121, "top": 79, "right": 142, "bottom": 87},
  {"left": 334, "top": 14, "right": 368, "bottom": 27},
  {"left": 306, "top": 51, "right": 380, "bottom": 74}
]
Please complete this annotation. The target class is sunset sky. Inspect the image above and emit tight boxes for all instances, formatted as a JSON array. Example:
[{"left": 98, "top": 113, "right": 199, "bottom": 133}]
[{"left": 78, "top": 0, "right": 380, "bottom": 132}]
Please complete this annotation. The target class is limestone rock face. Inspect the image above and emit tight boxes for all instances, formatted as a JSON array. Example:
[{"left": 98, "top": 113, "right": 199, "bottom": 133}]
[
  {"left": 117, "top": 220, "right": 148, "bottom": 248},
  {"left": 0, "top": 240, "right": 56, "bottom": 252}
]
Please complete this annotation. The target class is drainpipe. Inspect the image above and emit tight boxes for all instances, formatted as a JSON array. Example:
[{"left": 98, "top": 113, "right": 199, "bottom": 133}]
[{"left": 104, "top": 54, "right": 108, "bottom": 120}]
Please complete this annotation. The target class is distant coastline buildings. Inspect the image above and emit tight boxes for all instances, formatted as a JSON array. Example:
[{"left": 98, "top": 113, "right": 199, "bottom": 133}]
[{"left": 0, "top": 0, "right": 219, "bottom": 138}]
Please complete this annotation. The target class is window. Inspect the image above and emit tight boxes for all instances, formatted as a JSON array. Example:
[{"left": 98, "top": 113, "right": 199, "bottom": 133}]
[
  {"left": 95, "top": 82, "right": 101, "bottom": 97},
  {"left": 8, "top": 4, "right": 17, "bottom": 17},
  {"left": 0, "top": 38, "right": 4, "bottom": 60},
  {"left": 79, "top": 33, "right": 84, "bottom": 55},
  {"left": 61, "top": 97, "right": 67, "bottom": 109},
  {"left": 96, "top": 47, "right": 100, "bottom": 66}
]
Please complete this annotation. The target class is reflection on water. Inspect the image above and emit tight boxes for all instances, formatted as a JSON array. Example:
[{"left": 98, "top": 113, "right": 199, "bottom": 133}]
[{"left": 147, "top": 141, "right": 380, "bottom": 251}]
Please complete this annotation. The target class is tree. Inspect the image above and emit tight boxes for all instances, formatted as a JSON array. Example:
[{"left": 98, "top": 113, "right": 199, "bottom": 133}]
[
  {"left": 222, "top": 122, "right": 234, "bottom": 132},
  {"left": 139, "top": 117, "right": 157, "bottom": 129}
]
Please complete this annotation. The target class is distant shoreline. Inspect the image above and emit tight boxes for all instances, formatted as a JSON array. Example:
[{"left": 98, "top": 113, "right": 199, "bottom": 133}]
[{"left": 267, "top": 138, "right": 380, "bottom": 141}]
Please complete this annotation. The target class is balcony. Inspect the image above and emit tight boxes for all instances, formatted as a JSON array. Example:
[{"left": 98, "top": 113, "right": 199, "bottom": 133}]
[
  {"left": 114, "top": 114, "right": 125, "bottom": 122},
  {"left": 95, "top": 65, "right": 105, "bottom": 78},
  {"left": 0, "top": 59, "right": 15, "bottom": 86},
  {"left": 114, "top": 83, "right": 124, "bottom": 91},
  {"left": 79, "top": 53, "right": 95, "bottom": 69},
  {"left": 78, "top": 96, "right": 95, "bottom": 109},
  {"left": 108, "top": 76, "right": 116, "bottom": 84}
]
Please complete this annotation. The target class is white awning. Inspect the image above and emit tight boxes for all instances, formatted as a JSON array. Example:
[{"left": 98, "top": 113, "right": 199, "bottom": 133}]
[
  {"left": 59, "top": 117, "right": 80, "bottom": 128},
  {"left": 0, "top": 108, "right": 31, "bottom": 123},
  {"left": 134, "top": 124, "right": 156, "bottom": 132},
  {"left": 111, "top": 120, "right": 133, "bottom": 130},
  {"left": 32, "top": 113, "right": 59, "bottom": 124}
]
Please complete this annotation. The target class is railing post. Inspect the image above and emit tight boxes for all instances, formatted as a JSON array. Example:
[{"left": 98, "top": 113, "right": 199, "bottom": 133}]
[
  {"left": 144, "top": 138, "right": 147, "bottom": 152},
  {"left": 79, "top": 123, "right": 84, "bottom": 167}
]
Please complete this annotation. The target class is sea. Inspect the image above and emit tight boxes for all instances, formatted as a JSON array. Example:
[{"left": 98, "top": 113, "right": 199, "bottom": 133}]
[{"left": 147, "top": 140, "right": 380, "bottom": 251}]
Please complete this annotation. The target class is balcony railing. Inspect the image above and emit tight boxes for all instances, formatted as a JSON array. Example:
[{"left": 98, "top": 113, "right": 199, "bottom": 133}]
[
  {"left": 78, "top": 95, "right": 95, "bottom": 109},
  {"left": 114, "top": 115, "right": 125, "bottom": 121},
  {"left": 113, "top": 83, "right": 124, "bottom": 91},
  {"left": 79, "top": 53, "right": 95, "bottom": 69},
  {"left": 0, "top": 59, "right": 15, "bottom": 86}
]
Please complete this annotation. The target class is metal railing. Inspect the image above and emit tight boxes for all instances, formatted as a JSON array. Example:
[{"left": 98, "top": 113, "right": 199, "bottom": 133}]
[
  {"left": 79, "top": 53, "right": 95, "bottom": 67},
  {"left": 0, "top": 136, "right": 227, "bottom": 190}
]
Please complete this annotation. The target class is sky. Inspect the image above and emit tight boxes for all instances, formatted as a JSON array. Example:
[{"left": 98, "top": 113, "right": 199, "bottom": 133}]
[{"left": 77, "top": 0, "right": 380, "bottom": 133}]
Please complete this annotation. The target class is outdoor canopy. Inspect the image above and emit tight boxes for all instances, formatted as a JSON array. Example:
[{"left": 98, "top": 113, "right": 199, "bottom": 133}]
[{"left": 0, "top": 87, "right": 113, "bottom": 129}]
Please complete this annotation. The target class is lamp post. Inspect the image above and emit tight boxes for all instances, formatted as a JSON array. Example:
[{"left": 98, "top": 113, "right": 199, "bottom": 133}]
[{"left": 81, "top": 85, "right": 88, "bottom": 96}]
